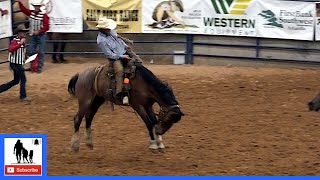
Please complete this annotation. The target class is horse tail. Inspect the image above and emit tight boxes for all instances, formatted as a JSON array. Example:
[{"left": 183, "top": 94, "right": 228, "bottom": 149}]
[{"left": 68, "top": 73, "right": 79, "bottom": 96}]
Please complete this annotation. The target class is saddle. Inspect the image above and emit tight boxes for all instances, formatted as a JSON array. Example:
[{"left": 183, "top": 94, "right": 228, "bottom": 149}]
[{"left": 94, "top": 59, "right": 138, "bottom": 109}]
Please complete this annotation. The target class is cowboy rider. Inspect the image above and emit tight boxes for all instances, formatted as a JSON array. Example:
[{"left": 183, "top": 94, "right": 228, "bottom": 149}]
[{"left": 96, "top": 18, "right": 141, "bottom": 105}]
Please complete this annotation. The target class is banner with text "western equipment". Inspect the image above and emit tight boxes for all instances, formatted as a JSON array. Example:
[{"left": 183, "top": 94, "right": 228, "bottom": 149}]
[{"left": 202, "top": 0, "right": 257, "bottom": 37}]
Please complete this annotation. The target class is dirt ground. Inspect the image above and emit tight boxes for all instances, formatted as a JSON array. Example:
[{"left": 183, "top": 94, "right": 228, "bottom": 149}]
[{"left": 1, "top": 57, "right": 320, "bottom": 175}]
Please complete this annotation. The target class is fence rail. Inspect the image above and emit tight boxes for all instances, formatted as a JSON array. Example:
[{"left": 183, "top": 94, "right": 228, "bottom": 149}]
[{"left": 2, "top": 34, "right": 320, "bottom": 65}]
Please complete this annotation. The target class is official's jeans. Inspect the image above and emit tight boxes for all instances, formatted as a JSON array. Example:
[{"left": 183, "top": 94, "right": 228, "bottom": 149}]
[
  {"left": 0, "top": 63, "right": 27, "bottom": 99},
  {"left": 29, "top": 34, "right": 47, "bottom": 72}
]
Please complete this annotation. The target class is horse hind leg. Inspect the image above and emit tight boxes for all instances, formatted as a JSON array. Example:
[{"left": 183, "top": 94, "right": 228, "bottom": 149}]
[
  {"left": 71, "top": 112, "right": 82, "bottom": 152},
  {"left": 71, "top": 101, "right": 90, "bottom": 152},
  {"left": 84, "top": 96, "right": 105, "bottom": 150}
]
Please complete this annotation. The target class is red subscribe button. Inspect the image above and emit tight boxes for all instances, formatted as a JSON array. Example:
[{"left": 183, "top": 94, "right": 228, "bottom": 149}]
[{"left": 5, "top": 165, "right": 42, "bottom": 176}]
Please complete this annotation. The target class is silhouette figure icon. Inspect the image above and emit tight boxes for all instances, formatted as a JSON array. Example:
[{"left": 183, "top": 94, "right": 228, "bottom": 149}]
[
  {"left": 13, "top": 139, "right": 36, "bottom": 164},
  {"left": 13, "top": 140, "right": 23, "bottom": 163}
]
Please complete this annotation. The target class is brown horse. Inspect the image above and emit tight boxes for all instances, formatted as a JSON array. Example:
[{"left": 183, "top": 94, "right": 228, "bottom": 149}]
[{"left": 68, "top": 62, "right": 184, "bottom": 152}]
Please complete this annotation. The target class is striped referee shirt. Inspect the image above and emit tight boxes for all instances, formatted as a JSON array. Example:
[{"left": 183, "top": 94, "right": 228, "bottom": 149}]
[
  {"left": 8, "top": 37, "right": 26, "bottom": 65},
  {"left": 18, "top": 2, "right": 50, "bottom": 35},
  {"left": 29, "top": 11, "right": 45, "bottom": 35}
]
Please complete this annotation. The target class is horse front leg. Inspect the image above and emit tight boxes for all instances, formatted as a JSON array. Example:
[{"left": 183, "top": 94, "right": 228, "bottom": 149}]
[
  {"left": 133, "top": 106, "right": 158, "bottom": 151},
  {"left": 146, "top": 107, "right": 165, "bottom": 151},
  {"left": 155, "top": 132, "right": 165, "bottom": 150}
]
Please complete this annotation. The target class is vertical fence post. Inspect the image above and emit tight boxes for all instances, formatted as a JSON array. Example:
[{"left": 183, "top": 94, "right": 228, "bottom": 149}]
[
  {"left": 10, "top": 0, "right": 14, "bottom": 42},
  {"left": 255, "top": 37, "right": 260, "bottom": 59},
  {"left": 185, "top": 34, "right": 194, "bottom": 64}
]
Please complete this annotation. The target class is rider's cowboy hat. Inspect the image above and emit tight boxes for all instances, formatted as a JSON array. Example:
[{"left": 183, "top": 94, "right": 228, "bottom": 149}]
[
  {"left": 31, "top": 0, "right": 43, "bottom": 6},
  {"left": 96, "top": 18, "right": 117, "bottom": 30},
  {"left": 16, "top": 24, "right": 29, "bottom": 33}
]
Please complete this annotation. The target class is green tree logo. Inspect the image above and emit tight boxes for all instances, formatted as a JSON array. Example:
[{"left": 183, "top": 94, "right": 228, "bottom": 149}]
[{"left": 258, "top": 10, "right": 283, "bottom": 28}]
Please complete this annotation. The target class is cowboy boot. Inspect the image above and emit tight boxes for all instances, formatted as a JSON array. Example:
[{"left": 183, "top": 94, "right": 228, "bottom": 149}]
[
  {"left": 115, "top": 73, "right": 129, "bottom": 105},
  {"left": 114, "top": 61, "right": 129, "bottom": 105}
]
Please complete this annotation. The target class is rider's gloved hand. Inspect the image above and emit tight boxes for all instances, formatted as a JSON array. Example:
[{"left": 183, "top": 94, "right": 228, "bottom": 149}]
[{"left": 120, "top": 55, "right": 130, "bottom": 60}]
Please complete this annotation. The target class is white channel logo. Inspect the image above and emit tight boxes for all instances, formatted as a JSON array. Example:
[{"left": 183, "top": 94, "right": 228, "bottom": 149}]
[{"left": 7, "top": 167, "right": 15, "bottom": 173}]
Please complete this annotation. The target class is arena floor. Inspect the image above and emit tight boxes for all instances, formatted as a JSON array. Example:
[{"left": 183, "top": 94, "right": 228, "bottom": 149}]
[{"left": 0, "top": 57, "right": 320, "bottom": 175}]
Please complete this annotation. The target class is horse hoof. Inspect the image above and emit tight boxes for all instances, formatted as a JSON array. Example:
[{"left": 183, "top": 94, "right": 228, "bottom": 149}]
[
  {"left": 71, "top": 141, "right": 80, "bottom": 152},
  {"left": 86, "top": 143, "right": 94, "bottom": 150},
  {"left": 149, "top": 143, "right": 158, "bottom": 150},
  {"left": 157, "top": 142, "right": 165, "bottom": 149},
  {"left": 71, "top": 145, "right": 80, "bottom": 152},
  {"left": 150, "top": 149, "right": 159, "bottom": 154},
  {"left": 158, "top": 148, "right": 165, "bottom": 153}
]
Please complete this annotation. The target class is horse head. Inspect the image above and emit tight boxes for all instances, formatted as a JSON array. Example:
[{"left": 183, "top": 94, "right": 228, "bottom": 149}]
[
  {"left": 308, "top": 93, "right": 320, "bottom": 112},
  {"left": 155, "top": 104, "right": 184, "bottom": 135}
]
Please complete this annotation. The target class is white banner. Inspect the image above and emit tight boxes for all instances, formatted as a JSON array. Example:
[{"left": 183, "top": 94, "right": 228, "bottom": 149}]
[
  {"left": 142, "top": 0, "right": 257, "bottom": 37},
  {"left": 29, "top": 0, "right": 83, "bottom": 33},
  {"left": 202, "top": 0, "right": 257, "bottom": 37},
  {"left": 142, "top": 0, "right": 203, "bottom": 34},
  {"left": 249, "top": 0, "right": 315, "bottom": 41},
  {"left": 316, "top": 3, "right": 320, "bottom": 41},
  {"left": 0, "top": 0, "right": 12, "bottom": 38}
]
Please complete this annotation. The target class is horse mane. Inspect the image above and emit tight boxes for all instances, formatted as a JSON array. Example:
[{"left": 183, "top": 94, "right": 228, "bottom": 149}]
[{"left": 136, "top": 64, "right": 178, "bottom": 105}]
